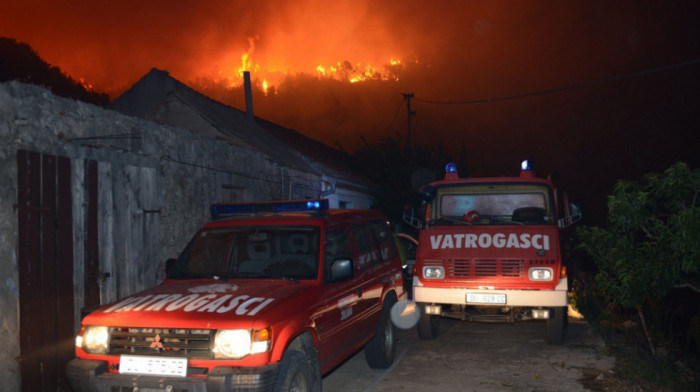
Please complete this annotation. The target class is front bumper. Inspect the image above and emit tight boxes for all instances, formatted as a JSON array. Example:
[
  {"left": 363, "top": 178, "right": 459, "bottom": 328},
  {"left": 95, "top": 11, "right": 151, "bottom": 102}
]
[
  {"left": 66, "top": 358, "right": 279, "bottom": 392},
  {"left": 413, "top": 277, "right": 568, "bottom": 307}
]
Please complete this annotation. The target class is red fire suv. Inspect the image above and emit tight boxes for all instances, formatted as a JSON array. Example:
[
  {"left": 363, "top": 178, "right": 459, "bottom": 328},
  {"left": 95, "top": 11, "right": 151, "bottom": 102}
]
[
  {"left": 409, "top": 161, "right": 581, "bottom": 344},
  {"left": 66, "top": 199, "right": 405, "bottom": 391}
]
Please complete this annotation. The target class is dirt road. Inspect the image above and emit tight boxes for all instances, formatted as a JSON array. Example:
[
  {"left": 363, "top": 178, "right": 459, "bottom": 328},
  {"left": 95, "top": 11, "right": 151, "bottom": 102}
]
[{"left": 323, "top": 315, "right": 614, "bottom": 391}]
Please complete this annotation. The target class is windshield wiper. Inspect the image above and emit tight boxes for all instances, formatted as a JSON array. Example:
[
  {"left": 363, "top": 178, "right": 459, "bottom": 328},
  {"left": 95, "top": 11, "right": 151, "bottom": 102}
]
[
  {"left": 232, "top": 272, "right": 299, "bottom": 283},
  {"left": 428, "top": 217, "right": 472, "bottom": 226},
  {"left": 485, "top": 216, "right": 524, "bottom": 225}
]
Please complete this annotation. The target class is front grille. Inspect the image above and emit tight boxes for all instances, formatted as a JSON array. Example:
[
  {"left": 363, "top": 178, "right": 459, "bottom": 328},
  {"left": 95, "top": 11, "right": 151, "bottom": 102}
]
[
  {"left": 108, "top": 327, "right": 214, "bottom": 358},
  {"left": 448, "top": 259, "right": 525, "bottom": 279}
]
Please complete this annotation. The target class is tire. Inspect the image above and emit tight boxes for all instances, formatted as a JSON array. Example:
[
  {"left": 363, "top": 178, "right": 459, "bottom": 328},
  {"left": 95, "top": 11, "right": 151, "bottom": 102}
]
[
  {"left": 273, "top": 350, "right": 319, "bottom": 392},
  {"left": 417, "top": 304, "right": 439, "bottom": 340},
  {"left": 365, "top": 295, "right": 398, "bottom": 369},
  {"left": 546, "top": 306, "right": 567, "bottom": 345}
]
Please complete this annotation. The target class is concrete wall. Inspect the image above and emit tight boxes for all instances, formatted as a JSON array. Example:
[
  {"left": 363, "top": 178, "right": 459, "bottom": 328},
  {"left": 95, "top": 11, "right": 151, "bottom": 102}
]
[{"left": 0, "top": 81, "right": 321, "bottom": 390}]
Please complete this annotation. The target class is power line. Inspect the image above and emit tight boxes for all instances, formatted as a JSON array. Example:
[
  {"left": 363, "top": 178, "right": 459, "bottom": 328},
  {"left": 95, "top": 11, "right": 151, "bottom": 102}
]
[
  {"left": 402, "top": 92, "right": 416, "bottom": 147},
  {"left": 413, "top": 59, "right": 700, "bottom": 105},
  {"left": 386, "top": 96, "right": 405, "bottom": 134}
]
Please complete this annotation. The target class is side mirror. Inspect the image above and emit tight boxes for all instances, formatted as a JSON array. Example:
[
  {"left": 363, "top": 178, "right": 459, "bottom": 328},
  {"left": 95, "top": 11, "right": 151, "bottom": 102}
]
[
  {"left": 404, "top": 258, "right": 415, "bottom": 277},
  {"left": 558, "top": 202, "right": 582, "bottom": 228},
  {"left": 419, "top": 185, "right": 436, "bottom": 203},
  {"left": 330, "top": 258, "right": 353, "bottom": 282},
  {"left": 402, "top": 206, "right": 424, "bottom": 230}
]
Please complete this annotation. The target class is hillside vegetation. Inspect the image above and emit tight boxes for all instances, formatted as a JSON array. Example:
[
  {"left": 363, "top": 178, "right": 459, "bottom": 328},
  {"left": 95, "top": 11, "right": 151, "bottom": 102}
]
[{"left": 0, "top": 37, "right": 109, "bottom": 106}]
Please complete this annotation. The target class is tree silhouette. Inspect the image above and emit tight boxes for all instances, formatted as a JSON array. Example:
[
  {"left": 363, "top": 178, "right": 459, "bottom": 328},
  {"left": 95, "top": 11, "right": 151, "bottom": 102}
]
[
  {"left": 0, "top": 37, "right": 109, "bottom": 106},
  {"left": 352, "top": 132, "right": 469, "bottom": 232},
  {"left": 577, "top": 162, "right": 700, "bottom": 356}
]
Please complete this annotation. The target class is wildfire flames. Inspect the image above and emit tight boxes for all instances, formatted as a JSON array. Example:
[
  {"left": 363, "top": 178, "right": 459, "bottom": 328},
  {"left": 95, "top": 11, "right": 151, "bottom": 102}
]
[
  {"left": 1, "top": 1, "right": 424, "bottom": 102},
  {"left": 215, "top": 37, "right": 403, "bottom": 96}
]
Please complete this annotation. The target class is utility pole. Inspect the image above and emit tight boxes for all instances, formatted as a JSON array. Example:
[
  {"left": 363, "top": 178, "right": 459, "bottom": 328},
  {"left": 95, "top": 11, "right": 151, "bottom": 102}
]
[{"left": 402, "top": 92, "right": 416, "bottom": 148}]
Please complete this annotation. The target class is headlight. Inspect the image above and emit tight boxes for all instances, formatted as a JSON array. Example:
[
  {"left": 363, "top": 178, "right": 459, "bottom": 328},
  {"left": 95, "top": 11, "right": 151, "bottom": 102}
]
[
  {"left": 77, "top": 325, "right": 110, "bottom": 354},
  {"left": 213, "top": 328, "right": 271, "bottom": 359},
  {"left": 529, "top": 267, "right": 553, "bottom": 281},
  {"left": 423, "top": 266, "right": 445, "bottom": 279}
]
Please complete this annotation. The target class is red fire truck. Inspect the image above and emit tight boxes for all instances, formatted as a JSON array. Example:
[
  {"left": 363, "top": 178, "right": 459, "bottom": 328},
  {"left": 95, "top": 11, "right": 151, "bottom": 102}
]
[
  {"left": 409, "top": 161, "right": 581, "bottom": 344},
  {"left": 66, "top": 199, "right": 405, "bottom": 391}
]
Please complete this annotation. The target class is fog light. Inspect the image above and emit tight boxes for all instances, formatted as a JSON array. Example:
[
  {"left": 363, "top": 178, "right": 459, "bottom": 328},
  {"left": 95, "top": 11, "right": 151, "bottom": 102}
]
[
  {"left": 532, "top": 309, "right": 550, "bottom": 319},
  {"left": 424, "top": 305, "right": 442, "bottom": 315}
]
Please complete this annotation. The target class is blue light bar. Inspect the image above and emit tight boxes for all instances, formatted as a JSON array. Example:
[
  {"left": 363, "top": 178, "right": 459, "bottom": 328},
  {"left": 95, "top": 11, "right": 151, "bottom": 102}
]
[
  {"left": 445, "top": 162, "right": 458, "bottom": 173},
  {"left": 273, "top": 199, "right": 329, "bottom": 212},
  {"left": 210, "top": 203, "right": 255, "bottom": 217},
  {"left": 521, "top": 160, "right": 533, "bottom": 171},
  {"left": 210, "top": 199, "right": 329, "bottom": 219}
]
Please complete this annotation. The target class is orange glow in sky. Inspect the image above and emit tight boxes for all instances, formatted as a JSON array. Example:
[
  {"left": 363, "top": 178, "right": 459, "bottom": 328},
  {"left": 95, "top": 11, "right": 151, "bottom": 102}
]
[
  {"left": 0, "top": 0, "right": 696, "bottom": 160},
  {"left": 0, "top": 0, "right": 419, "bottom": 97}
]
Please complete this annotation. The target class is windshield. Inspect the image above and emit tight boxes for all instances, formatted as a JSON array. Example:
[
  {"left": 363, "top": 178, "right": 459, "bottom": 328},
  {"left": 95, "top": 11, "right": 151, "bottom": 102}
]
[
  {"left": 436, "top": 183, "right": 554, "bottom": 225},
  {"left": 169, "top": 225, "right": 320, "bottom": 280}
]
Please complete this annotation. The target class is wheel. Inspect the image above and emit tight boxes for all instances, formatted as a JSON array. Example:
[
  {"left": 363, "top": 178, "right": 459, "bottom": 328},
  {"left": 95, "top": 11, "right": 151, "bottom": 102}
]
[
  {"left": 365, "top": 295, "right": 398, "bottom": 369},
  {"left": 417, "top": 304, "right": 439, "bottom": 340},
  {"left": 546, "top": 306, "right": 567, "bottom": 345},
  {"left": 273, "top": 350, "right": 319, "bottom": 392}
]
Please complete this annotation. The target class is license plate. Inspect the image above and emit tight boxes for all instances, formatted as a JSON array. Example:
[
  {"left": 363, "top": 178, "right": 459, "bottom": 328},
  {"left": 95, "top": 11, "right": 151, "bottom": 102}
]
[
  {"left": 119, "top": 355, "right": 187, "bottom": 377},
  {"left": 466, "top": 293, "right": 506, "bottom": 304}
]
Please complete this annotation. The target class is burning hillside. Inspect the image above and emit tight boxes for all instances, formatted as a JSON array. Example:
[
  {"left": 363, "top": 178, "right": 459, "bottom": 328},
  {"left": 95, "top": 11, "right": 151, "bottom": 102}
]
[
  {"left": 211, "top": 36, "right": 404, "bottom": 96},
  {"left": 1, "top": 0, "right": 697, "bottom": 181}
]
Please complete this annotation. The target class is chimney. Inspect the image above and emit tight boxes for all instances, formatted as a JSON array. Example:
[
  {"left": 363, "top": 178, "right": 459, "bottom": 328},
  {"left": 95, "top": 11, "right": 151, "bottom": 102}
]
[{"left": 244, "top": 71, "right": 254, "bottom": 119}]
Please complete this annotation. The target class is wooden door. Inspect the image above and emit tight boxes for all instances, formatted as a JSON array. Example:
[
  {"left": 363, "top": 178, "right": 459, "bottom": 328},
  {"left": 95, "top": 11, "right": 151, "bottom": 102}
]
[{"left": 17, "top": 150, "right": 79, "bottom": 391}]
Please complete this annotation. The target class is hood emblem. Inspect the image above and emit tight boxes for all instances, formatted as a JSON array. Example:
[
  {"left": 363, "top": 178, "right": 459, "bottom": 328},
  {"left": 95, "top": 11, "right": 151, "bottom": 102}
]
[{"left": 150, "top": 334, "right": 164, "bottom": 351}]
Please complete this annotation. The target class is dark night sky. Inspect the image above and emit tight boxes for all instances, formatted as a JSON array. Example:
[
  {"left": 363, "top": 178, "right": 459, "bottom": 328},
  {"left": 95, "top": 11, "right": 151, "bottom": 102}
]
[{"left": 2, "top": 0, "right": 698, "bottom": 223}]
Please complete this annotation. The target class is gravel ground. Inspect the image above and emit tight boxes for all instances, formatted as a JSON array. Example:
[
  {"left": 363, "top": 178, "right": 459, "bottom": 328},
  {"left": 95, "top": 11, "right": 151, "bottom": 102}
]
[{"left": 323, "top": 312, "right": 615, "bottom": 392}]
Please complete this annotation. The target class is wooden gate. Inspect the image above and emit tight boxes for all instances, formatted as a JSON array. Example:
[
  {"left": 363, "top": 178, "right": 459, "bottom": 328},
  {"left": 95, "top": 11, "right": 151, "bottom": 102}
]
[{"left": 16, "top": 150, "right": 84, "bottom": 391}]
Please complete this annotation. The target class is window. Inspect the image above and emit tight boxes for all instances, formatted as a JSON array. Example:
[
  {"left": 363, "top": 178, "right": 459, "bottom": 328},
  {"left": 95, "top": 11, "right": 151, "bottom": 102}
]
[
  {"left": 437, "top": 183, "right": 553, "bottom": 225},
  {"left": 324, "top": 227, "right": 352, "bottom": 282},
  {"left": 351, "top": 221, "right": 397, "bottom": 271},
  {"left": 351, "top": 224, "right": 378, "bottom": 268},
  {"left": 170, "top": 226, "right": 320, "bottom": 280},
  {"left": 370, "top": 221, "right": 396, "bottom": 261},
  {"left": 441, "top": 193, "right": 545, "bottom": 217}
]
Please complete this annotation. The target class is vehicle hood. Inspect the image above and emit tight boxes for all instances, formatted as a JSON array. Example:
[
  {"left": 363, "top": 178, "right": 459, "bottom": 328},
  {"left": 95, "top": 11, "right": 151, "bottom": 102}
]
[{"left": 82, "top": 280, "right": 314, "bottom": 329}]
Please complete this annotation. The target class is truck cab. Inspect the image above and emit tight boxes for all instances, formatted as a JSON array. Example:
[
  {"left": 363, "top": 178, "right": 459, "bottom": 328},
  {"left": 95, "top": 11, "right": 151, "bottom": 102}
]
[{"left": 410, "top": 161, "right": 581, "bottom": 344}]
